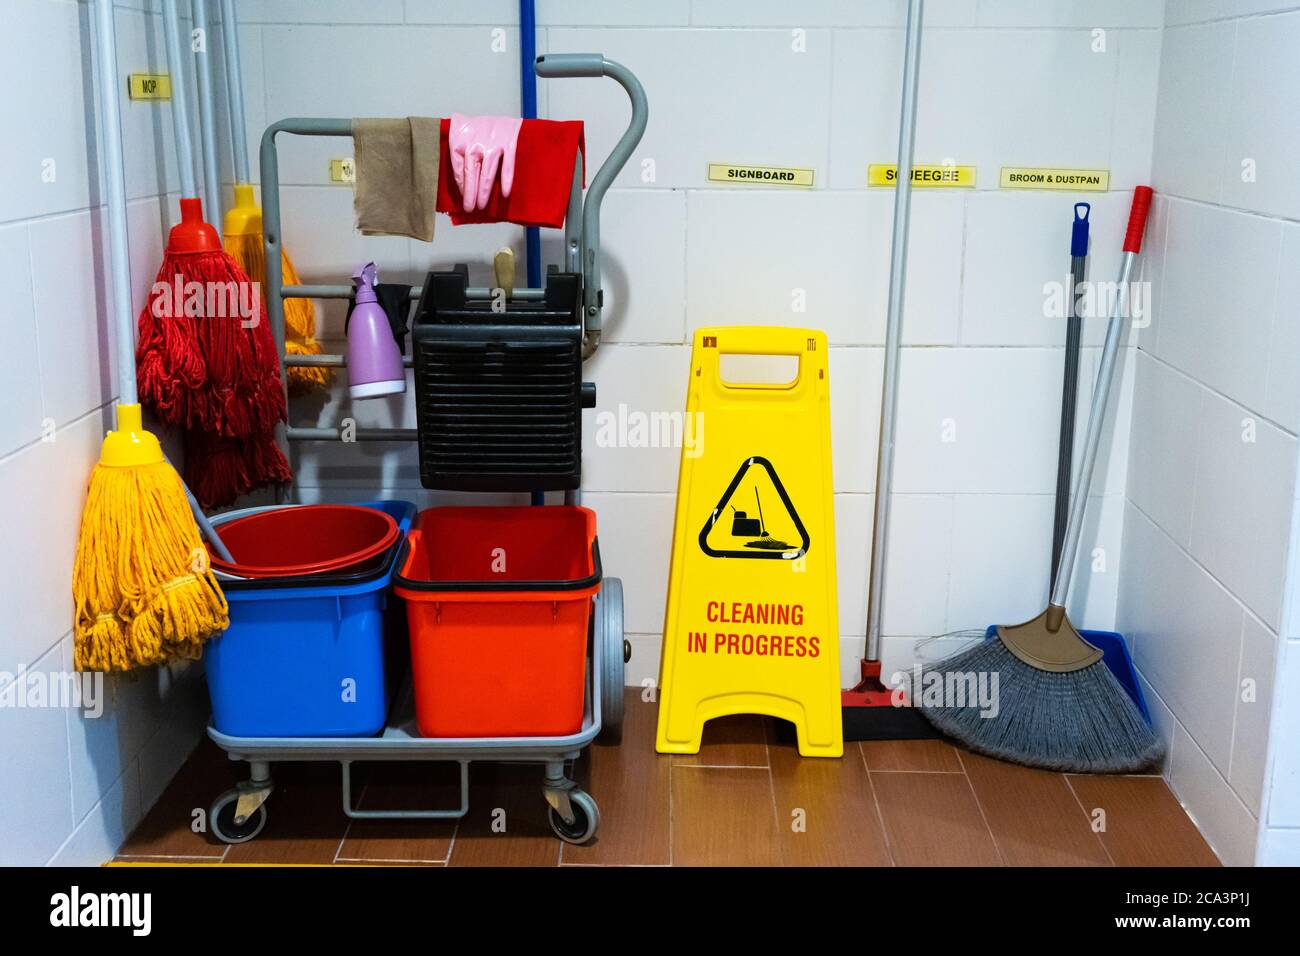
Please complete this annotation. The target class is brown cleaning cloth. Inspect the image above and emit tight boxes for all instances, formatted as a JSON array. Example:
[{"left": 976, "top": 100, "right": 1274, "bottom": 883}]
[{"left": 351, "top": 117, "right": 440, "bottom": 242}]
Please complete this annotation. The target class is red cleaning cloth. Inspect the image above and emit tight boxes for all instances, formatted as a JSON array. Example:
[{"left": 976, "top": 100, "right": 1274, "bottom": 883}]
[{"left": 437, "top": 118, "right": 585, "bottom": 229}]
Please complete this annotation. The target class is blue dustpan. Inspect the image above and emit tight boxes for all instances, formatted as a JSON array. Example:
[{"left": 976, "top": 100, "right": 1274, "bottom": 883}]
[{"left": 983, "top": 625, "right": 1151, "bottom": 725}]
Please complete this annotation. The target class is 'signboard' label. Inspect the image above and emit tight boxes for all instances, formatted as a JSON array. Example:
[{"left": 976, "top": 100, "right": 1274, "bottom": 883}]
[{"left": 707, "top": 163, "right": 815, "bottom": 188}]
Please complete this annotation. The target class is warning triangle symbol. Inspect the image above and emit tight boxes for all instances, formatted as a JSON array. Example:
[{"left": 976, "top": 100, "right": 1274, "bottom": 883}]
[{"left": 698, "top": 456, "right": 810, "bottom": 560}]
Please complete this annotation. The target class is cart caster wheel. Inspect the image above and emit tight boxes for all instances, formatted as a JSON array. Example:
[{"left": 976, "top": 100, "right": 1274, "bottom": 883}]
[
  {"left": 548, "top": 790, "right": 599, "bottom": 845},
  {"left": 209, "top": 789, "right": 268, "bottom": 845}
]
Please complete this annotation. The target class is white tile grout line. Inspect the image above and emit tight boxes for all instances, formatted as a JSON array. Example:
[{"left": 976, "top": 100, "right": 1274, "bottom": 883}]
[
  {"left": 666, "top": 714, "right": 675, "bottom": 867},
  {"left": 1062, "top": 774, "right": 1117, "bottom": 867},
  {"left": 857, "top": 743, "right": 897, "bottom": 866},
  {"left": 760, "top": 724, "right": 783, "bottom": 866},
  {"left": 1127, "top": 495, "right": 1281, "bottom": 640},
  {"left": 952, "top": 747, "right": 1008, "bottom": 866},
  {"left": 332, "top": 780, "right": 364, "bottom": 868}
]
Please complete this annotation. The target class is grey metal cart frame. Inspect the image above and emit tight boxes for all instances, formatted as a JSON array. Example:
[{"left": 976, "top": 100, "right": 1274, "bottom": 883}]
[{"left": 205, "top": 53, "right": 647, "bottom": 846}]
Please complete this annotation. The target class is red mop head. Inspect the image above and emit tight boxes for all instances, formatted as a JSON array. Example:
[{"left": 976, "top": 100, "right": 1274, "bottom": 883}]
[
  {"left": 184, "top": 429, "right": 292, "bottom": 510},
  {"left": 138, "top": 198, "right": 287, "bottom": 437}
]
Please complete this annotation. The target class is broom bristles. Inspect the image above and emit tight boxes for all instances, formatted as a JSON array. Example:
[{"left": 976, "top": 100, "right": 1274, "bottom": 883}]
[
  {"left": 73, "top": 460, "right": 229, "bottom": 672},
  {"left": 916, "top": 636, "right": 1164, "bottom": 774},
  {"left": 224, "top": 232, "right": 331, "bottom": 395}
]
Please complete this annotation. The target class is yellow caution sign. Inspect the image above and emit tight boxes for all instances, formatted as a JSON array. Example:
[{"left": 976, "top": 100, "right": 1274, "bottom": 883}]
[{"left": 656, "top": 327, "right": 842, "bottom": 758}]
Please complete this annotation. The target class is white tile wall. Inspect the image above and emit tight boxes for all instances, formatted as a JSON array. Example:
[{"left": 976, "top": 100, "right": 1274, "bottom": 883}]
[
  {"left": 1149, "top": 21, "right": 1235, "bottom": 204},
  {"left": 27, "top": 0, "right": 1300, "bottom": 868},
  {"left": 0, "top": 3, "right": 215, "bottom": 866},
  {"left": 548, "top": 27, "right": 833, "bottom": 189},
  {"left": 0, "top": 224, "right": 45, "bottom": 454},
  {"left": 1165, "top": 0, "right": 1300, "bottom": 26},
  {"left": 1152, "top": 198, "right": 1282, "bottom": 413},
  {"left": 1118, "top": 0, "right": 1300, "bottom": 865},
  {"left": 686, "top": 191, "right": 963, "bottom": 346},
  {"left": 1267, "top": 227, "right": 1300, "bottom": 433},
  {"left": 1169, "top": 721, "right": 1260, "bottom": 867},
  {"left": 0, "top": 643, "right": 74, "bottom": 866},
  {"left": 1232, "top": 614, "right": 1277, "bottom": 813},
  {"left": 1188, "top": 393, "right": 1297, "bottom": 631},
  {"left": 1219, "top": 12, "right": 1300, "bottom": 220},
  {"left": 1120, "top": 504, "right": 1244, "bottom": 777}
]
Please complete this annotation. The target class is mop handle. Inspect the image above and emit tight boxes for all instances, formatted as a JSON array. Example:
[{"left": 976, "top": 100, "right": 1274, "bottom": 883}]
[
  {"left": 219, "top": 0, "right": 251, "bottom": 184},
  {"left": 162, "top": 0, "right": 198, "bottom": 198},
  {"left": 865, "top": 0, "right": 924, "bottom": 660},
  {"left": 93, "top": 0, "right": 137, "bottom": 408},
  {"left": 1050, "top": 187, "right": 1153, "bottom": 610},
  {"left": 95, "top": 0, "right": 232, "bottom": 559},
  {"left": 192, "top": 0, "right": 222, "bottom": 222}
]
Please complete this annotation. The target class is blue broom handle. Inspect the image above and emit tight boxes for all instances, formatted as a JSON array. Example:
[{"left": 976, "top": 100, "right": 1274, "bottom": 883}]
[
  {"left": 162, "top": 0, "right": 198, "bottom": 198},
  {"left": 220, "top": 0, "right": 251, "bottom": 184},
  {"left": 1050, "top": 251, "right": 1136, "bottom": 609}
]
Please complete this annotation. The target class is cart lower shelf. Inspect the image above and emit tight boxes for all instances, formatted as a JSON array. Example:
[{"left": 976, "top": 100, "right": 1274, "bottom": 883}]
[{"left": 206, "top": 578, "right": 627, "bottom": 845}]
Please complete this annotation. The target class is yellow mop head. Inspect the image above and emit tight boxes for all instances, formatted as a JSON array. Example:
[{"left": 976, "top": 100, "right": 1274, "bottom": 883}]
[
  {"left": 223, "top": 183, "right": 330, "bottom": 395},
  {"left": 72, "top": 404, "right": 228, "bottom": 672}
]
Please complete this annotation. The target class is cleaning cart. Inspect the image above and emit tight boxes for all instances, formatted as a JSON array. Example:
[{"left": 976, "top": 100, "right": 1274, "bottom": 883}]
[{"left": 205, "top": 53, "right": 646, "bottom": 845}]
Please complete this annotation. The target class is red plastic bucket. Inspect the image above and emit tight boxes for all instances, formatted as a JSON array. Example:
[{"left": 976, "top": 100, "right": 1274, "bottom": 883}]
[
  {"left": 209, "top": 504, "right": 399, "bottom": 579},
  {"left": 394, "top": 506, "right": 600, "bottom": 737}
]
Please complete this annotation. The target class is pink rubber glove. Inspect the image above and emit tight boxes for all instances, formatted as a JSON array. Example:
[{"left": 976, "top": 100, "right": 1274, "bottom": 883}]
[{"left": 448, "top": 113, "right": 523, "bottom": 213}]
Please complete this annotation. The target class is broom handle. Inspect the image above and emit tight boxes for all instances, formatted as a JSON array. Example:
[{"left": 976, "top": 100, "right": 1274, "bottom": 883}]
[
  {"left": 162, "top": 0, "right": 198, "bottom": 198},
  {"left": 192, "top": 0, "right": 222, "bottom": 222},
  {"left": 1050, "top": 187, "right": 1153, "bottom": 611},
  {"left": 95, "top": 0, "right": 234, "bottom": 563},
  {"left": 219, "top": 0, "right": 251, "bottom": 184}
]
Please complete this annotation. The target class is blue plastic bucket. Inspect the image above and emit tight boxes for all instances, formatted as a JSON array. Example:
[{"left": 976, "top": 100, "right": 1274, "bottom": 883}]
[
  {"left": 205, "top": 500, "right": 415, "bottom": 738},
  {"left": 982, "top": 624, "right": 1152, "bottom": 725}
]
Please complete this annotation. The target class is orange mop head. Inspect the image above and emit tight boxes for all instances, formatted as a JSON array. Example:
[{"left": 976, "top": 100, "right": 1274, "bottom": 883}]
[
  {"left": 73, "top": 405, "right": 229, "bottom": 672},
  {"left": 223, "top": 184, "right": 331, "bottom": 395}
]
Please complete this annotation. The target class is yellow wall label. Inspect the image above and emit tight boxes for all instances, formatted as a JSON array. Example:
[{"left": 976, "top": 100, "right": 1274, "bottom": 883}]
[
  {"left": 1000, "top": 167, "right": 1109, "bottom": 191},
  {"left": 708, "top": 163, "right": 814, "bottom": 188},
  {"left": 127, "top": 73, "right": 171, "bottom": 100},
  {"left": 330, "top": 158, "right": 356, "bottom": 184},
  {"left": 868, "top": 163, "right": 976, "bottom": 187}
]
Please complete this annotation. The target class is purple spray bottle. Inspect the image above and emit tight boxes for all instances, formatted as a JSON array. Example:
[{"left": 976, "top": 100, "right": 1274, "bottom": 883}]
[{"left": 347, "top": 262, "right": 406, "bottom": 400}]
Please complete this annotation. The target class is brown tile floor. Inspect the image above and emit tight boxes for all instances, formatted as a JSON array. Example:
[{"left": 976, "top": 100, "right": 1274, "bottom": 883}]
[{"left": 113, "top": 691, "right": 1220, "bottom": 867}]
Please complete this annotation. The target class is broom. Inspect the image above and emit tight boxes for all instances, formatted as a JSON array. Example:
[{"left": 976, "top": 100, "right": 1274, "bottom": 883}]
[
  {"left": 918, "top": 187, "right": 1163, "bottom": 773},
  {"left": 75, "top": 0, "right": 228, "bottom": 673},
  {"left": 218, "top": 0, "right": 328, "bottom": 396}
]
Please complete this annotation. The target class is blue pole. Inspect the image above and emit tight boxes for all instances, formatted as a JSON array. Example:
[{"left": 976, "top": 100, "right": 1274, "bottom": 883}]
[{"left": 520, "top": 0, "right": 541, "bottom": 288}]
